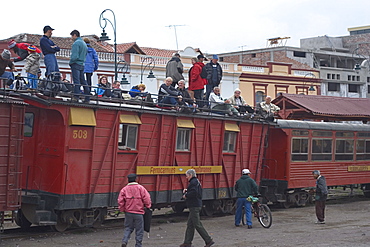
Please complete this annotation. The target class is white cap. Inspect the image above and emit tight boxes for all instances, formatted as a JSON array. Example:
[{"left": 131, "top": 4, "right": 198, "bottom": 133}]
[{"left": 242, "top": 169, "right": 251, "bottom": 174}]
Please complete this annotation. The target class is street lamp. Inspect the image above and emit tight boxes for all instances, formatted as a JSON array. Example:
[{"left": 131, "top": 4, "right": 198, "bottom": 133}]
[
  {"left": 118, "top": 60, "right": 130, "bottom": 90},
  {"left": 140, "top": 56, "right": 156, "bottom": 83},
  {"left": 303, "top": 72, "right": 316, "bottom": 92},
  {"left": 99, "top": 9, "right": 118, "bottom": 81}
]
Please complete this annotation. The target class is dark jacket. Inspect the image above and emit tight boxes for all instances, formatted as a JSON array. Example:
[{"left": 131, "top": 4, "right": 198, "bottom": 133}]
[
  {"left": 158, "top": 83, "right": 180, "bottom": 102},
  {"left": 315, "top": 176, "right": 328, "bottom": 201},
  {"left": 0, "top": 57, "right": 15, "bottom": 75},
  {"left": 84, "top": 44, "right": 99, "bottom": 73},
  {"left": 177, "top": 87, "right": 194, "bottom": 105},
  {"left": 185, "top": 177, "right": 202, "bottom": 208},
  {"left": 40, "top": 35, "right": 60, "bottom": 55},
  {"left": 235, "top": 175, "right": 258, "bottom": 198},
  {"left": 165, "top": 56, "right": 184, "bottom": 83},
  {"left": 204, "top": 61, "right": 223, "bottom": 86}
]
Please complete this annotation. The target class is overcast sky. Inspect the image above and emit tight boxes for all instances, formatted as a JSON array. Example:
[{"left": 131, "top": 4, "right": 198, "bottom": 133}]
[{"left": 2, "top": 0, "right": 370, "bottom": 54}]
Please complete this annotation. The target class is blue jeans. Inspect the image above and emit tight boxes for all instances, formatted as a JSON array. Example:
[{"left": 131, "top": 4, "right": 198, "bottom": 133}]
[
  {"left": 70, "top": 63, "right": 90, "bottom": 100},
  {"left": 27, "top": 73, "right": 38, "bottom": 89},
  {"left": 44, "top": 54, "right": 59, "bottom": 76},
  {"left": 122, "top": 213, "right": 144, "bottom": 247},
  {"left": 159, "top": 96, "right": 177, "bottom": 106},
  {"left": 0, "top": 72, "right": 14, "bottom": 88},
  {"left": 235, "top": 198, "right": 252, "bottom": 226}
]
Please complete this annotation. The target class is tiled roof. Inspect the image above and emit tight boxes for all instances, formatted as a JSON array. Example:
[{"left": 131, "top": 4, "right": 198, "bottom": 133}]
[
  {"left": 141, "top": 47, "right": 177, "bottom": 58},
  {"left": 275, "top": 93, "right": 370, "bottom": 117}
]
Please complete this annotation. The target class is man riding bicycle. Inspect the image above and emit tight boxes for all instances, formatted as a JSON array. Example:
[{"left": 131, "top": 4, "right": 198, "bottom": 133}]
[{"left": 235, "top": 169, "right": 258, "bottom": 228}]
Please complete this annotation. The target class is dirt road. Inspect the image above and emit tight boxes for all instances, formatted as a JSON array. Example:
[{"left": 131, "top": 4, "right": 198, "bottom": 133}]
[{"left": 1, "top": 194, "right": 369, "bottom": 247}]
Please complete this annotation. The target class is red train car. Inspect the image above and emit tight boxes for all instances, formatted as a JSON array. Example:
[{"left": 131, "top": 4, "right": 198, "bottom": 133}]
[
  {"left": 0, "top": 96, "right": 25, "bottom": 223},
  {"left": 262, "top": 120, "right": 370, "bottom": 208},
  {"left": 15, "top": 95, "right": 268, "bottom": 231}
]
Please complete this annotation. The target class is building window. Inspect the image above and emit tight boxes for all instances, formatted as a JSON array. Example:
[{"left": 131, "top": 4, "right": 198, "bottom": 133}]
[
  {"left": 293, "top": 51, "right": 306, "bottom": 58},
  {"left": 337, "top": 74, "right": 340, "bottom": 80},
  {"left": 348, "top": 75, "right": 351, "bottom": 81},
  {"left": 312, "top": 139, "right": 332, "bottom": 161},
  {"left": 327, "top": 74, "right": 331, "bottom": 79},
  {"left": 368, "top": 85, "right": 370, "bottom": 93},
  {"left": 119, "top": 124, "right": 138, "bottom": 150},
  {"left": 291, "top": 138, "right": 308, "bottom": 161},
  {"left": 367, "top": 77, "right": 370, "bottom": 83},
  {"left": 223, "top": 131, "right": 237, "bottom": 153},
  {"left": 348, "top": 84, "right": 359, "bottom": 93},
  {"left": 255, "top": 91, "right": 265, "bottom": 105},
  {"left": 176, "top": 128, "right": 191, "bottom": 151},
  {"left": 251, "top": 53, "right": 256, "bottom": 58},
  {"left": 24, "top": 112, "right": 34, "bottom": 137},
  {"left": 357, "top": 76, "right": 360, "bottom": 81},
  {"left": 328, "top": 82, "right": 339, "bottom": 92},
  {"left": 335, "top": 139, "right": 354, "bottom": 161},
  {"left": 331, "top": 74, "right": 336, "bottom": 80},
  {"left": 356, "top": 140, "right": 370, "bottom": 160}
]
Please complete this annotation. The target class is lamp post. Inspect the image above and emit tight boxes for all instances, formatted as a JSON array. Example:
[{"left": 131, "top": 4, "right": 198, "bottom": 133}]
[
  {"left": 140, "top": 56, "right": 156, "bottom": 83},
  {"left": 303, "top": 72, "right": 316, "bottom": 92},
  {"left": 99, "top": 9, "right": 118, "bottom": 81},
  {"left": 118, "top": 60, "right": 130, "bottom": 90}
]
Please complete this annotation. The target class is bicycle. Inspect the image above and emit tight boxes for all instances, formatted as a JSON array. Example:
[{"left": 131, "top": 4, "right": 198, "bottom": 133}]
[{"left": 242, "top": 195, "right": 272, "bottom": 228}]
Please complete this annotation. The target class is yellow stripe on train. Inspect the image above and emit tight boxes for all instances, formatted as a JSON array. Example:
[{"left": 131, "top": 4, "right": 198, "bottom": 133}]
[
  {"left": 347, "top": 166, "right": 370, "bottom": 172},
  {"left": 136, "top": 166, "right": 223, "bottom": 175}
]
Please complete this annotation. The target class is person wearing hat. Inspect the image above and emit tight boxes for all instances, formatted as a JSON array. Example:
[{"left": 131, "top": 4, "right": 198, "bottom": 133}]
[
  {"left": 234, "top": 169, "right": 258, "bottom": 228},
  {"left": 83, "top": 38, "right": 99, "bottom": 87},
  {"left": 117, "top": 173, "right": 151, "bottom": 247},
  {"left": 0, "top": 49, "right": 16, "bottom": 87},
  {"left": 204, "top": 54, "right": 223, "bottom": 103},
  {"left": 40, "top": 25, "right": 60, "bottom": 77},
  {"left": 24, "top": 45, "right": 41, "bottom": 89},
  {"left": 312, "top": 170, "right": 328, "bottom": 224},
  {"left": 165, "top": 52, "right": 184, "bottom": 87},
  {"left": 8, "top": 39, "right": 41, "bottom": 63}
]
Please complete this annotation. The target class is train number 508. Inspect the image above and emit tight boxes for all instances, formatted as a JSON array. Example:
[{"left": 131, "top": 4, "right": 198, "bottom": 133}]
[{"left": 72, "top": 130, "right": 88, "bottom": 139}]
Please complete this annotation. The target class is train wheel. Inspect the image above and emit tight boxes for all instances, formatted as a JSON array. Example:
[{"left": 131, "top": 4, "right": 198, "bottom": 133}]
[
  {"left": 257, "top": 204, "right": 272, "bottom": 228},
  {"left": 51, "top": 216, "right": 70, "bottom": 232},
  {"left": 14, "top": 209, "right": 32, "bottom": 229},
  {"left": 280, "top": 201, "right": 291, "bottom": 209},
  {"left": 201, "top": 201, "right": 214, "bottom": 216},
  {"left": 363, "top": 184, "right": 370, "bottom": 198},
  {"left": 172, "top": 203, "right": 186, "bottom": 214}
]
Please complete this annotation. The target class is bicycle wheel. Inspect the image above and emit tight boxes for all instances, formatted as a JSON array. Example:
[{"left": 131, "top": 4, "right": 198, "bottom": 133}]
[
  {"left": 257, "top": 204, "right": 272, "bottom": 228},
  {"left": 241, "top": 207, "right": 246, "bottom": 225}
]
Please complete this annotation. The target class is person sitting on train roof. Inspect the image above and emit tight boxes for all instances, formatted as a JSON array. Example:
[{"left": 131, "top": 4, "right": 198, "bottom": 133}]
[
  {"left": 129, "top": 83, "right": 148, "bottom": 99},
  {"left": 96, "top": 75, "right": 112, "bottom": 98},
  {"left": 111, "top": 80, "right": 123, "bottom": 99},
  {"left": 177, "top": 80, "right": 197, "bottom": 113},
  {"left": 158, "top": 77, "right": 182, "bottom": 107},
  {"left": 209, "top": 86, "right": 238, "bottom": 116},
  {"left": 256, "top": 95, "right": 280, "bottom": 122},
  {"left": 0, "top": 49, "right": 17, "bottom": 87},
  {"left": 228, "top": 88, "right": 254, "bottom": 115}
]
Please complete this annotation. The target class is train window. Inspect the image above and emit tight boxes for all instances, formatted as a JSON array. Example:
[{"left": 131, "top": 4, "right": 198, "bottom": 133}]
[
  {"left": 291, "top": 138, "right": 308, "bottom": 161},
  {"left": 312, "top": 139, "right": 332, "bottom": 161},
  {"left": 335, "top": 140, "right": 354, "bottom": 161},
  {"left": 24, "top": 112, "right": 34, "bottom": 137},
  {"left": 118, "top": 124, "right": 138, "bottom": 150},
  {"left": 312, "top": 131, "right": 332, "bottom": 137},
  {"left": 356, "top": 140, "right": 370, "bottom": 160},
  {"left": 223, "top": 131, "right": 237, "bottom": 153},
  {"left": 357, "top": 132, "right": 370, "bottom": 137},
  {"left": 176, "top": 128, "right": 191, "bottom": 151},
  {"left": 336, "top": 132, "right": 354, "bottom": 137},
  {"left": 292, "top": 130, "right": 309, "bottom": 136}
]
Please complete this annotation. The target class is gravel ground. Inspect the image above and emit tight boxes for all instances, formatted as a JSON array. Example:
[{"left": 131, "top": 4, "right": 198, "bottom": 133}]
[{"left": 1, "top": 192, "right": 369, "bottom": 247}]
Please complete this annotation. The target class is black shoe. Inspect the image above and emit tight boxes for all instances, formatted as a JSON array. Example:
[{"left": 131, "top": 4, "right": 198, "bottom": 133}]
[
  {"left": 248, "top": 225, "right": 252, "bottom": 229},
  {"left": 121, "top": 243, "right": 127, "bottom": 247},
  {"left": 204, "top": 240, "right": 215, "bottom": 247},
  {"left": 235, "top": 224, "right": 240, "bottom": 227}
]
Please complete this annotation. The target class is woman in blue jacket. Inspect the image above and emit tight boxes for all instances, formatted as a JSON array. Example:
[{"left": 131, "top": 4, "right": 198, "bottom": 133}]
[{"left": 83, "top": 38, "right": 99, "bottom": 88}]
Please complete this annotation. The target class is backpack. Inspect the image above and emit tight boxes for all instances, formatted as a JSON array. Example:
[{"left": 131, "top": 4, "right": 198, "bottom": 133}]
[{"left": 200, "top": 66, "right": 207, "bottom": 79}]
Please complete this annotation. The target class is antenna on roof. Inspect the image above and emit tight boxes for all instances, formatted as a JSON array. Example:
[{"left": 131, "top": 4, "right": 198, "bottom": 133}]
[
  {"left": 267, "top": 37, "right": 290, "bottom": 47},
  {"left": 166, "top": 24, "right": 186, "bottom": 50}
]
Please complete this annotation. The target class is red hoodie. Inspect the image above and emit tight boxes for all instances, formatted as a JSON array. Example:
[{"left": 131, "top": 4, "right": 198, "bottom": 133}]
[{"left": 189, "top": 62, "right": 207, "bottom": 90}]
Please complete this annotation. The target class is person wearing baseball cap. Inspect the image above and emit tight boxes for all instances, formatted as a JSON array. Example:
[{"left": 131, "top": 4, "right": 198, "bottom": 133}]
[
  {"left": 40, "top": 25, "right": 60, "bottom": 77},
  {"left": 234, "top": 168, "right": 258, "bottom": 228}
]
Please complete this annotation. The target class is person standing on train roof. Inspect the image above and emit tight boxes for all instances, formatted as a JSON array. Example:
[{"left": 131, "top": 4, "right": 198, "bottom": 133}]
[
  {"left": 180, "top": 169, "right": 215, "bottom": 247},
  {"left": 118, "top": 173, "right": 152, "bottom": 247},
  {"left": 40, "top": 26, "right": 60, "bottom": 77},
  {"left": 234, "top": 169, "right": 258, "bottom": 228},
  {"left": 8, "top": 39, "right": 41, "bottom": 63},
  {"left": 312, "top": 170, "right": 328, "bottom": 224}
]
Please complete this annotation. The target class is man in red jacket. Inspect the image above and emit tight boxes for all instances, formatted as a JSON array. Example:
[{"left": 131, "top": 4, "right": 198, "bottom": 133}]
[
  {"left": 189, "top": 55, "right": 207, "bottom": 108},
  {"left": 118, "top": 174, "right": 152, "bottom": 247},
  {"left": 8, "top": 39, "right": 41, "bottom": 63}
]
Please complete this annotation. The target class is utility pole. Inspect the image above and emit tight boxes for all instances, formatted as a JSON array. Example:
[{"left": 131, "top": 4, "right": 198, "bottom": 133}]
[
  {"left": 238, "top": 45, "right": 248, "bottom": 64},
  {"left": 166, "top": 25, "right": 186, "bottom": 50}
]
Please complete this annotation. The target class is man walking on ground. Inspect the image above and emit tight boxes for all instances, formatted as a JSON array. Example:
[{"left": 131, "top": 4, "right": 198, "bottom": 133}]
[
  {"left": 180, "top": 169, "right": 215, "bottom": 247},
  {"left": 69, "top": 30, "right": 89, "bottom": 102},
  {"left": 312, "top": 170, "right": 328, "bottom": 224},
  {"left": 118, "top": 173, "right": 152, "bottom": 247},
  {"left": 234, "top": 169, "right": 258, "bottom": 228},
  {"left": 166, "top": 53, "right": 184, "bottom": 87},
  {"left": 40, "top": 26, "right": 60, "bottom": 77}
]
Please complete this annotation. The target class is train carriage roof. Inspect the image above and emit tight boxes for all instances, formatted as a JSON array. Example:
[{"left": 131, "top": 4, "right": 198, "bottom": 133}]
[{"left": 276, "top": 119, "right": 370, "bottom": 132}]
